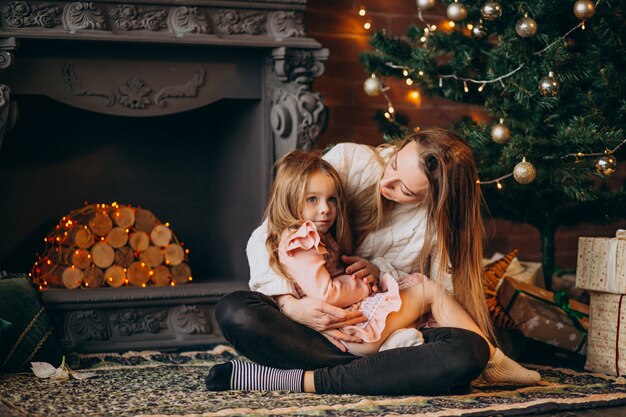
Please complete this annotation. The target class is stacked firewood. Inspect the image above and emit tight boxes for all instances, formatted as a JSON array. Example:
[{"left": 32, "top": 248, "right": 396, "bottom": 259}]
[{"left": 31, "top": 203, "right": 192, "bottom": 289}]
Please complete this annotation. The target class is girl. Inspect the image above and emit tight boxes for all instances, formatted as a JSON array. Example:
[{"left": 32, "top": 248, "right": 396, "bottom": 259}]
[{"left": 207, "top": 149, "right": 540, "bottom": 392}]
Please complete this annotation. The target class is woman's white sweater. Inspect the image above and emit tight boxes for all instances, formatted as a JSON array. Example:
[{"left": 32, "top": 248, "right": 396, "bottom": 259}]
[{"left": 246, "top": 143, "right": 452, "bottom": 296}]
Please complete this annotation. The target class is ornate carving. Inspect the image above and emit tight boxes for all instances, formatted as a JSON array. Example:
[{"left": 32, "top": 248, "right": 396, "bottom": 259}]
[
  {"left": 1, "top": 1, "right": 62, "bottom": 28},
  {"left": 110, "top": 5, "right": 167, "bottom": 32},
  {"left": 169, "top": 305, "right": 211, "bottom": 334},
  {"left": 168, "top": 6, "right": 210, "bottom": 36},
  {"left": 270, "top": 47, "right": 328, "bottom": 153},
  {"left": 66, "top": 310, "right": 110, "bottom": 341},
  {"left": 119, "top": 77, "right": 152, "bottom": 109},
  {"left": 154, "top": 67, "right": 205, "bottom": 107},
  {"left": 110, "top": 309, "right": 167, "bottom": 336},
  {"left": 213, "top": 10, "right": 266, "bottom": 35},
  {"left": 267, "top": 11, "right": 305, "bottom": 39},
  {"left": 64, "top": 2, "right": 108, "bottom": 32},
  {"left": 62, "top": 64, "right": 116, "bottom": 106},
  {"left": 0, "top": 38, "right": 18, "bottom": 70}
]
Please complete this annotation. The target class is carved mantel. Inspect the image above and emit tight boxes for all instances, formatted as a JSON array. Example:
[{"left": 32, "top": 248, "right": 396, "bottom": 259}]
[{"left": 0, "top": 0, "right": 328, "bottom": 158}]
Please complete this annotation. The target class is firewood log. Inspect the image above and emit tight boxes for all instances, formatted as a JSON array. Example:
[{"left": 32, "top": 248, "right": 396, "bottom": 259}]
[
  {"left": 112, "top": 206, "right": 135, "bottom": 228},
  {"left": 105, "top": 265, "right": 126, "bottom": 288},
  {"left": 127, "top": 261, "right": 151, "bottom": 286},
  {"left": 89, "top": 211, "right": 113, "bottom": 236},
  {"left": 171, "top": 263, "right": 192, "bottom": 284},
  {"left": 70, "top": 226, "right": 94, "bottom": 249},
  {"left": 70, "top": 248, "right": 91, "bottom": 270},
  {"left": 139, "top": 245, "right": 164, "bottom": 267},
  {"left": 151, "top": 265, "right": 171, "bottom": 286},
  {"left": 150, "top": 225, "right": 172, "bottom": 247},
  {"left": 106, "top": 227, "right": 129, "bottom": 249},
  {"left": 164, "top": 243, "right": 184, "bottom": 266},
  {"left": 135, "top": 208, "right": 157, "bottom": 233},
  {"left": 83, "top": 265, "right": 104, "bottom": 288},
  {"left": 91, "top": 242, "right": 115, "bottom": 268},
  {"left": 129, "top": 232, "right": 150, "bottom": 252},
  {"left": 114, "top": 246, "right": 135, "bottom": 268},
  {"left": 61, "top": 266, "right": 84, "bottom": 289}
]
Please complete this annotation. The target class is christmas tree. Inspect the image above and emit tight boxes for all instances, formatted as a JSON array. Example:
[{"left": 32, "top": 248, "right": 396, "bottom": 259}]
[{"left": 360, "top": 0, "right": 626, "bottom": 289}]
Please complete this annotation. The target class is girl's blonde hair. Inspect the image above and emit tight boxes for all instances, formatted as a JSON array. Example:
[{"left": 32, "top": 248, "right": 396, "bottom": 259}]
[
  {"left": 351, "top": 128, "right": 494, "bottom": 341},
  {"left": 265, "top": 150, "right": 352, "bottom": 280}
]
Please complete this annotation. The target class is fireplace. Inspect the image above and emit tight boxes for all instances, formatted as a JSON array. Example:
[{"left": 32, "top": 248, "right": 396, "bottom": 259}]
[{"left": 0, "top": 0, "right": 327, "bottom": 351}]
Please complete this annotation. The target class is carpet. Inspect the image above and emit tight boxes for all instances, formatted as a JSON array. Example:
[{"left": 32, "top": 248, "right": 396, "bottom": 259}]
[{"left": 1, "top": 345, "right": 626, "bottom": 417}]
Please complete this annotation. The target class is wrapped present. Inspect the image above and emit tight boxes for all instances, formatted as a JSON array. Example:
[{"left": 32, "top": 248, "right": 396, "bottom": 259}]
[
  {"left": 497, "top": 277, "right": 589, "bottom": 354},
  {"left": 576, "top": 230, "right": 626, "bottom": 294},
  {"left": 585, "top": 292, "right": 626, "bottom": 376}
]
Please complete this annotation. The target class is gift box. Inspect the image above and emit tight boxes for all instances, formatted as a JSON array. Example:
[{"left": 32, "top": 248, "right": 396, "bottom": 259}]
[
  {"left": 576, "top": 230, "right": 626, "bottom": 294},
  {"left": 585, "top": 292, "right": 626, "bottom": 376},
  {"left": 497, "top": 277, "right": 589, "bottom": 354}
]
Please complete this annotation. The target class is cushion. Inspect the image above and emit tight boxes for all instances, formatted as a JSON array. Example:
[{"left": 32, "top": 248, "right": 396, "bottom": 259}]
[{"left": 0, "top": 276, "right": 64, "bottom": 373}]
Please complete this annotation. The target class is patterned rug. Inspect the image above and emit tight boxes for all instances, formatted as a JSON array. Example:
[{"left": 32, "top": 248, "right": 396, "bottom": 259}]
[{"left": 1, "top": 345, "right": 626, "bottom": 417}]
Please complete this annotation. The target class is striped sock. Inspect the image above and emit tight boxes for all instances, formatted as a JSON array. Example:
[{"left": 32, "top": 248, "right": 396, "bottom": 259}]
[{"left": 228, "top": 360, "right": 304, "bottom": 391}]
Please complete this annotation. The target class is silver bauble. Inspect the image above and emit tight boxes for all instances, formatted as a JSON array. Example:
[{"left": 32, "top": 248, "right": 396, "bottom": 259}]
[
  {"left": 471, "top": 25, "right": 488, "bottom": 40},
  {"left": 490, "top": 123, "right": 511, "bottom": 144},
  {"left": 574, "top": 0, "right": 596, "bottom": 20},
  {"left": 416, "top": 0, "right": 437, "bottom": 11},
  {"left": 363, "top": 75, "right": 382, "bottom": 97},
  {"left": 481, "top": 1, "right": 503, "bottom": 20},
  {"left": 513, "top": 158, "right": 537, "bottom": 184},
  {"left": 538, "top": 71, "right": 559, "bottom": 96},
  {"left": 595, "top": 155, "right": 617, "bottom": 176},
  {"left": 447, "top": 2, "right": 468, "bottom": 21},
  {"left": 515, "top": 17, "right": 538, "bottom": 37}
]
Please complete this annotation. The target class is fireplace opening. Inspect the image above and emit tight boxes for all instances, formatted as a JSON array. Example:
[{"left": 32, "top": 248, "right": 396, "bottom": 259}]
[{"left": 0, "top": 94, "right": 271, "bottom": 284}]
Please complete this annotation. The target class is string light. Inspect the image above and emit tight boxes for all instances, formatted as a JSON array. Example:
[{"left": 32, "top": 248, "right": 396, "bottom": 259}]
[
  {"left": 364, "top": 20, "right": 372, "bottom": 30},
  {"left": 405, "top": 78, "right": 414, "bottom": 85},
  {"left": 358, "top": 5, "right": 366, "bottom": 17}
]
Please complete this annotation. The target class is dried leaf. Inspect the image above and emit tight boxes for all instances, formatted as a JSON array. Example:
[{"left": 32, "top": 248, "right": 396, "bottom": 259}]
[
  {"left": 70, "top": 370, "right": 97, "bottom": 380},
  {"left": 31, "top": 362, "right": 57, "bottom": 378},
  {"left": 50, "top": 367, "right": 70, "bottom": 383}
]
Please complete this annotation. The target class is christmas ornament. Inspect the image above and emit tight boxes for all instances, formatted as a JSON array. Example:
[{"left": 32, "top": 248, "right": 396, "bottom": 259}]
[
  {"left": 490, "top": 120, "right": 511, "bottom": 144},
  {"left": 481, "top": 1, "right": 502, "bottom": 20},
  {"left": 515, "top": 16, "right": 537, "bottom": 37},
  {"left": 447, "top": 2, "right": 468, "bottom": 21},
  {"left": 471, "top": 23, "right": 488, "bottom": 40},
  {"left": 416, "top": 0, "right": 436, "bottom": 11},
  {"left": 574, "top": 0, "right": 596, "bottom": 20},
  {"left": 538, "top": 71, "right": 559, "bottom": 96},
  {"left": 363, "top": 74, "right": 382, "bottom": 96},
  {"left": 595, "top": 154, "right": 617, "bottom": 176},
  {"left": 513, "top": 158, "right": 536, "bottom": 184}
]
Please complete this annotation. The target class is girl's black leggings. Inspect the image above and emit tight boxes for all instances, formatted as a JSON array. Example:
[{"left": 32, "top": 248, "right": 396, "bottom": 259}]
[{"left": 215, "top": 290, "right": 490, "bottom": 395}]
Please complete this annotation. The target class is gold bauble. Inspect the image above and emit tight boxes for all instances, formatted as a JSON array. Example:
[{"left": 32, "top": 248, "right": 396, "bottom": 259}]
[
  {"left": 513, "top": 158, "right": 537, "bottom": 184},
  {"left": 490, "top": 122, "right": 511, "bottom": 144},
  {"left": 595, "top": 155, "right": 617, "bottom": 176},
  {"left": 363, "top": 75, "right": 382, "bottom": 97},
  {"left": 515, "top": 16, "right": 538, "bottom": 38},
  {"left": 471, "top": 25, "right": 488, "bottom": 40},
  {"left": 417, "top": 0, "right": 436, "bottom": 11},
  {"left": 447, "top": 2, "right": 468, "bottom": 21},
  {"left": 481, "top": 1, "right": 503, "bottom": 21},
  {"left": 574, "top": 0, "right": 596, "bottom": 20},
  {"left": 538, "top": 71, "right": 559, "bottom": 96}
]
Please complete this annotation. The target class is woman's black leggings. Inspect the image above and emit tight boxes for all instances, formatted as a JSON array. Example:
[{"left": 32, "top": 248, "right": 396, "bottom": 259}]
[{"left": 216, "top": 290, "right": 490, "bottom": 396}]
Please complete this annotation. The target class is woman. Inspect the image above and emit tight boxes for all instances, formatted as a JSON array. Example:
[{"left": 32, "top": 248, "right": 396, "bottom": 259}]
[{"left": 212, "top": 129, "right": 539, "bottom": 395}]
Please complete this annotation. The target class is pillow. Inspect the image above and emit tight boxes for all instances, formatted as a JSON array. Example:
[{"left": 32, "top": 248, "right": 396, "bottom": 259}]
[
  {"left": 0, "top": 277, "right": 64, "bottom": 373},
  {"left": 483, "top": 250, "right": 518, "bottom": 329}
]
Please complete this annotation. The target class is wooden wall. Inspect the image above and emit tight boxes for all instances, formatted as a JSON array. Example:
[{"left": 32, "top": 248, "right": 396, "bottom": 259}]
[{"left": 306, "top": 0, "right": 625, "bottom": 269}]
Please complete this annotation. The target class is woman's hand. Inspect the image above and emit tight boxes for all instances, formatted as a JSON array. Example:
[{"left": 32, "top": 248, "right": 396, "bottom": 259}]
[
  {"left": 277, "top": 295, "right": 367, "bottom": 332},
  {"left": 320, "top": 329, "right": 364, "bottom": 351},
  {"left": 342, "top": 255, "right": 380, "bottom": 293}
]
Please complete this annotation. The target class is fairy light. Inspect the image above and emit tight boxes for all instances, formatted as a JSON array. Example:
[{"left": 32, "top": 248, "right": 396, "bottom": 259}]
[
  {"left": 402, "top": 68, "right": 409, "bottom": 77},
  {"left": 358, "top": 5, "right": 366, "bottom": 17},
  {"left": 478, "top": 83, "right": 486, "bottom": 92},
  {"left": 418, "top": 70, "right": 424, "bottom": 76},
  {"left": 467, "top": 23, "right": 474, "bottom": 30},
  {"left": 463, "top": 81, "right": 469, "bottom": 93},
  {"left": 448, "top": 21, "right": 455, "bottom": 28},
  {"left": 405, "top": 78, "right": 414, "bottom": 85}
]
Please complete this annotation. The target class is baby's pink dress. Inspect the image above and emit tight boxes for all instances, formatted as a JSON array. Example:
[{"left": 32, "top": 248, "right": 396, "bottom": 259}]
[{"left": 278, "top": 221, "right": 402, "bottom": 344}]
